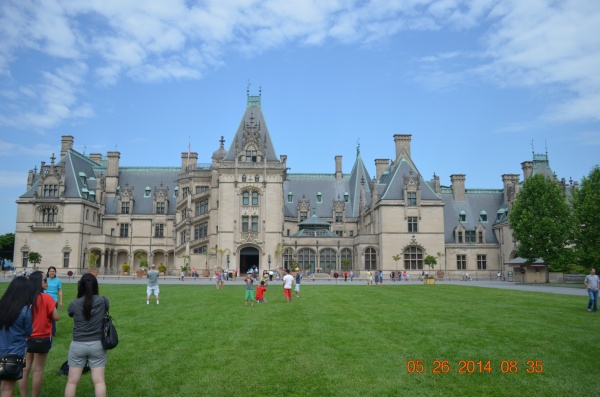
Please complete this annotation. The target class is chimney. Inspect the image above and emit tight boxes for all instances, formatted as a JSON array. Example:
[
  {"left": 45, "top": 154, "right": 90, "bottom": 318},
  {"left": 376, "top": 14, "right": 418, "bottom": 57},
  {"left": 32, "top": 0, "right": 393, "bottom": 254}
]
[
  {"left": 335, "top": 155, "right": 342, "bottom": 181},
  {"left": 104, "top": 151, "right": 120, "bottom": 195},
  {"left": 521, "top": 161, "right": 533, "bottom": 180},
  {"left": 502, "top": 174, "right": 520, "bottom": 203},
  {"left": 60, "top": 135, "right": 74, "bottom": 159},
  {"left": 450, "top": 174, "right": 466, "bottom": 201},
  {"left": 371, "top": 177, "right": 378, "bottom": 204},
  {"left": 89, "top": 153, "right": 102, "bottom": 164},
  {"left": 433, "top": 173, "right": 441, "bottom": 195},
  {"left": 182, "top": 152, "right": 198, "bottom": 171},
  {"left": 393, "top": 134, "right": 412, "bottom": 161},
  {"left": 375, "top": 159, "right": 389, "bottom": 181}
]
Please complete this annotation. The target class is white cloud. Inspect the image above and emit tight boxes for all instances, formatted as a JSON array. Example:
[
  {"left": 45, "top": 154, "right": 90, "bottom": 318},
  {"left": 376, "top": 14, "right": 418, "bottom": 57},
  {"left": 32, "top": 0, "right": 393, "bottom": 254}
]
[
  {"left": 0, "top": 139, "right": 55, "bottom": 157},
  {"left": 0, "top": 0, "right": 599, "bottom": 131}
]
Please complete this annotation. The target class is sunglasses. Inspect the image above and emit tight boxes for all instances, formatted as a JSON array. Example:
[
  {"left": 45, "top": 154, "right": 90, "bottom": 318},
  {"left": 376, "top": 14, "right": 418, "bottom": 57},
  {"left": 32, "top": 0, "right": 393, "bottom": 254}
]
[{"left": 42, "top": 278, "right": 48, "bottom": 282}]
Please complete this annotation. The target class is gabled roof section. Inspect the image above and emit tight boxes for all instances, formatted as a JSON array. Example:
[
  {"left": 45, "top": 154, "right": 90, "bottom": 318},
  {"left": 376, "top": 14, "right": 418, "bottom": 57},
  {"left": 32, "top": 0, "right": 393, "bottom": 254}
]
[
  {"left": 379, "top": 156, "right": 441, "bottom": 201},
  {"left": 348, "top": 149, "right": 372, "bottom": 216},
  {"left": 223, "top": 91, "right": 279, "bottom": 162}
]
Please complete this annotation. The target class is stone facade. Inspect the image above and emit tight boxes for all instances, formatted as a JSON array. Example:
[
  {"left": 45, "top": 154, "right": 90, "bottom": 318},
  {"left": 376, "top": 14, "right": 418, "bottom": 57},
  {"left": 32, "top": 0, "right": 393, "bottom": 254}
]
[{"left": 13, "top": 92, "right": 573, "bottom": 281}]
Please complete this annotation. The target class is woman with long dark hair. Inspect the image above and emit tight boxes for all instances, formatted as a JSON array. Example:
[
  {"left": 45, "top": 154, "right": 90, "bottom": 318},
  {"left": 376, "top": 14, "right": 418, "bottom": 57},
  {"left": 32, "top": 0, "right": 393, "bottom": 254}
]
[
  {"left": 17, "top": 271, "right": 59, "bottom": 397},
  {"left": 64, "top": 273, "right": 108, "bottom": 397},
  {"left": 0, "top": 276, "right": 33, "bottom": 397}
]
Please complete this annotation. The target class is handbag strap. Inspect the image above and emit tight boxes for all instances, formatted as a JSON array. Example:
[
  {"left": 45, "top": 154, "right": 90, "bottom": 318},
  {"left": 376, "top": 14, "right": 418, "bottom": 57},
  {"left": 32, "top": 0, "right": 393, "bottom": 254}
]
[{"left": 102, "top": 296, "right": 109, "bottom": 315}]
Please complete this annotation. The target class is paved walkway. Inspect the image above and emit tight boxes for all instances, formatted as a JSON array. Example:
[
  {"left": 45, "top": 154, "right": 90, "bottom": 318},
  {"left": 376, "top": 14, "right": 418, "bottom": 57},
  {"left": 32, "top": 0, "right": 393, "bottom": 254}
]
[{"left": 2, "top": 273, "right": 583, "bottom": 296}]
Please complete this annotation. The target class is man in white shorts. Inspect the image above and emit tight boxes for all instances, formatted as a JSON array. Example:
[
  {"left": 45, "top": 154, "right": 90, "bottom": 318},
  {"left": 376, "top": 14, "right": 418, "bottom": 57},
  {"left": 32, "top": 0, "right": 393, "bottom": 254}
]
[{"left": 146, "top": 264, "right": 160, "bottom": 304}]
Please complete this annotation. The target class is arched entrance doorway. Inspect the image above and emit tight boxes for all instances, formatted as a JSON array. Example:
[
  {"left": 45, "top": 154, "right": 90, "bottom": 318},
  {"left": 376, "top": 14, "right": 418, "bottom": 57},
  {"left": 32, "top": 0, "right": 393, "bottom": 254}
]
[{"left": 239, "top": 246, "right": 260, "bottom": 275}]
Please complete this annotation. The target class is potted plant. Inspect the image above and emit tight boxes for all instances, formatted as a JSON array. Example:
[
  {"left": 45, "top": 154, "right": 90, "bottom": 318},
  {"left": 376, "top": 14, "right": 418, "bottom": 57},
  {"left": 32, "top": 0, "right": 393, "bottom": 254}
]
[
  {"left": 423, "top": 255, "right": 437, "bottom": 284},
  {"left": 121, "top": 263, "right": 130, "bottom": 275},
  {"left": 28, "top": 251, "right": 42, "bottom": 271},
  {"left": 86, "top": 252, "right": 100, "bottom": 276},
  {"left": 158, "top": 264, "right": 166, "bottom": 276}
]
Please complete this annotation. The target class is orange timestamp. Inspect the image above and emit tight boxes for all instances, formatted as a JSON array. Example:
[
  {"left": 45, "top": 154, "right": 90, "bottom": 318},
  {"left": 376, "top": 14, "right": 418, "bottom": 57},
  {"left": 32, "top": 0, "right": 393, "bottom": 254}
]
[{"left": 406, "top": 359, "right": 544, "bottom": 374}]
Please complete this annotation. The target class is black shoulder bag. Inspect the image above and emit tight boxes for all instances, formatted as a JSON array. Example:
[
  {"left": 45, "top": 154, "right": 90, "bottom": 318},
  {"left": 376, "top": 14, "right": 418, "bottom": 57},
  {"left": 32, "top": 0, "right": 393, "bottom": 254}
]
[{"left": 101, "top": 296, "right": 118, "bottom": 350}]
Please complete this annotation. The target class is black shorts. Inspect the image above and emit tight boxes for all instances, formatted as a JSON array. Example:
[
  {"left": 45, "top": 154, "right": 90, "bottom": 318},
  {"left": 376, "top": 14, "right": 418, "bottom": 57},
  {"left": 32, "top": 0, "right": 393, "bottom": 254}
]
[{"left": 27, "top": 337, "right": 52, "bottom": 354}]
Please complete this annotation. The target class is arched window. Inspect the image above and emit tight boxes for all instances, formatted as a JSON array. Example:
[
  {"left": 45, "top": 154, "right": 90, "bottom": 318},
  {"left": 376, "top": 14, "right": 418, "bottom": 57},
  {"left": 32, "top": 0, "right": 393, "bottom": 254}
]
[
  {"left": 283, "top": 248, "right": 294, "bottom": 269},
  {"left": 365, "top": 247, "right": 377, "bottom": 270},
  {"left": 297, "top": 249, "right": 316, "bottom": 273},
  {"left": 403, "top": 246, "right": 423, "bottom": 270},
  {"left": 341, "top": 248, "right": 353, "bottom": 270},
  {"left": 319, "top": 249, "right": 337, "bottom": 272}
]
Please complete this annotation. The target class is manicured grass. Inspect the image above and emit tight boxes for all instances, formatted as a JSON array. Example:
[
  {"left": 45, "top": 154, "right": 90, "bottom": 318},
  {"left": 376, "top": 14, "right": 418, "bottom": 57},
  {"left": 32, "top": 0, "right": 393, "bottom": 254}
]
[{"left": 1, "top": 282, "right": 596, "bottom": 396}]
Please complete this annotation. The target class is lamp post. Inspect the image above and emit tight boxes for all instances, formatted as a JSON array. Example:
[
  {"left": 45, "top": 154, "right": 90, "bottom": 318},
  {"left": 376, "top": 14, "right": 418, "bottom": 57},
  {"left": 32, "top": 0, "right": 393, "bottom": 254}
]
[{"left": 268, "top": 254, "right": 271, "bottom": 271}]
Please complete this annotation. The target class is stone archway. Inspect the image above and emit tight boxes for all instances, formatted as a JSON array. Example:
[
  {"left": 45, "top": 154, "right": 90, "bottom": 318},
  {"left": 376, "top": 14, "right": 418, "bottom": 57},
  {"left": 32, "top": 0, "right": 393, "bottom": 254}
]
[{"left": 239, "top": 246, "right": 260, "bottom": 275}]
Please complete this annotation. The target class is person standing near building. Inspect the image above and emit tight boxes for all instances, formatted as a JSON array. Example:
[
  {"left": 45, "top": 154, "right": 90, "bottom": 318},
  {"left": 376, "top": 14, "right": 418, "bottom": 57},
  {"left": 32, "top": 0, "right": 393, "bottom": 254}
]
[
  {"left": 0, "top": 276, "right": 33, "bottom": 396},
  {"left": 283, "top": 269, "right": 294, "bottom": 303},
  {"left": 295, "top": 268, "right": 302, "bottom": 298},
  {"left": 146, "top": 264, "right": 160, "bottom": 305},
  {"left": 44, "top": 266, "right": 62, "bottom": 336},
  {"left": 244, "top": 273, "right": 254, "bottom": 307},
  {"left": 18, "top": 271, "right": 59, "bottom": 397},
  {"left": 584, "top": 268, "right": 599, "bottom": 312},
  {"left": 64, "top": 274, "right": 108, "bottom": 397}
]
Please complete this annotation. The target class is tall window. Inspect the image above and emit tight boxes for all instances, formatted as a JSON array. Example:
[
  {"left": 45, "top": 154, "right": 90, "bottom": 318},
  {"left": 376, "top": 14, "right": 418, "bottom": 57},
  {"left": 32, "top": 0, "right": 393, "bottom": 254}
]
[
  {"left": 154, "top": 224, "right": 164, "bottom": 237},
  {"left": 121, "top": 202, "right": 130, "bottom": 214},
  {"left": 465, "top": 230, "right": 476, "bottom": 243},
  {"left": 119, "top": 223, "right": 129, "bottom": 237},
  {"left": 478, "top": 231, "right": 484, "bottom": 243},
  {"left": 180, "top": 231, "right": 187, "bottom": 244},
  {"left": 335, "top": 212, "right": 343, "bottom": 223},
  {"left": 408, "top": 217, "right": 418, "bottom": 233},
  {"left": 365, "top": 247, "right": 377, "bottom": 270},
  {"left": 341, "top": 248, "right": 352, "bottom": 270},
  {"left": 300, "top": 211, "right": 307, "bottom": 221},
  {"left": 252, "top": 191, "right": 259, "bottom": 206},
  {"left": 457, "top": 255, "right": 466, "bottom": 270},
  {"left": 288, "top": 193, "right": 293, "bottom": 203},
  {"left": 297, "top": 249, "right": 316, "bottom": 272},
  {"left": 63, "top": 252, "right": 69, "bottom": 268},
  {"left": 246, "top": 150, "right": 257, "bottom": 162},
  {"left": 195, "top": 199, "right": 208, "bottom": 216},
  {"left": 457, "top": 231, "right": 463, "bottom": 243},
  {"left": 242, "top": 216, "right": 249, "bottom": 232},
  {"left": 320, "top": 249, "right": 337, "bottom": 272},
  {"left": 22, "top": 252, "right": 29, "bottom": 267},
  {"left": 251, "top": 216, "right": 258, "bottom": 232},
  {"left": 480, "top": 211, "right": 488, "bottom": 222},
  {"left": 477, "top": 255, "right": 487, "bottom": 270},
  {"left": 42, "top": 206, "right": 58, "bottom": 223},
  {"left": 459, "top": 211, "right": 466, "bottom": 222},
  {"left": 156, "top": 202, "right": 165, "bottom": 214},
  {"left": 407, "top": 191, "right": 417, "bottom": 206},
  {"left": 43, "top": 184, "right": 58, "bottom": 197},
  {"left": 283, "top": 248, "right": 294, "bottom": 269},
  {"left": 403, "top": 246, "right": 423, "bottom": 270},
  {"left": 194, "top": 222, "right": 208, "bottom": 239},
  {"left": 242, "top": 192, "right": 249, "bottom": 205}
]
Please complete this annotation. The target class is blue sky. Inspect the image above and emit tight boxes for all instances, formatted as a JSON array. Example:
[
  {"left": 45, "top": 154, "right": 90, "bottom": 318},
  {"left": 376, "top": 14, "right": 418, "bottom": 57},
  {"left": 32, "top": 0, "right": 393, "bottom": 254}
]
[{"left": 1, "top": 0, "right": 599, "bottom": 235}]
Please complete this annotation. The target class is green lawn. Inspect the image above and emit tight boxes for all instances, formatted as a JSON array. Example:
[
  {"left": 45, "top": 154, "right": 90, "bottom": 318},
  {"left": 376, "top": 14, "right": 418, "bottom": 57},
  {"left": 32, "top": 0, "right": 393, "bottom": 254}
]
[{"left": 1, "top": 282, "right": 596, "bottom": 396}]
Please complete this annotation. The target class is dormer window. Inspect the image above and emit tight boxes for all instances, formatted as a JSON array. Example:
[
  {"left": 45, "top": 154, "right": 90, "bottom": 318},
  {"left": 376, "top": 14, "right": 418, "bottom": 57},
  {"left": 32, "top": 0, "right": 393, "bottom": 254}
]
[
  {"left": 407, "top": 191, "right": 417, "bottom": 206},
  {"left": 246, "top": 150, "right": 257, "bottom": 162},
  {"left": 497, "top": 208, "right": 506, "bottom": 221},
  {"left": 174, "top": 186, "right": 178, "bottom": 197},
  {"left": 145, "top": 186, "right": 151, "bottom": 197},
  {"left": 459, "top": 210, "right": 466, "bottom": 223},
  {"left": 317, "top": 192, "right": 322, "bottom": 203},
  {"left": 344, "top": 192, "right": 349, "bottom": 203},
  {"left": 288, "top": 192, "right": 293, "bottom": 203},
  {"left": 480, "top": 211, "right": 488, "bottom": 223}
]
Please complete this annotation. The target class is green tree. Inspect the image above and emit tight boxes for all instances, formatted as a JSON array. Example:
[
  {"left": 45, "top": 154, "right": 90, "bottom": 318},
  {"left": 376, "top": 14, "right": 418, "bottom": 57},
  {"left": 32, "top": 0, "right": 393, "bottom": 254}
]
[
  {"left": 509, "top": 174, "right": 574, "bottom": 273},
  {"left": 392, "top": 254, "right": 401, "bottom": 272},
  {"left": 571, "top": 165, "right": 600, "bottom": 270},
  {"left": 0, "top": 233, "right": 15, "bottom": 262},
  {"left": 28, "top": 251, "right": 43, "bottom": 269},
  {"left": 423, "top": 255, "right": 437, "bottom": 278}
]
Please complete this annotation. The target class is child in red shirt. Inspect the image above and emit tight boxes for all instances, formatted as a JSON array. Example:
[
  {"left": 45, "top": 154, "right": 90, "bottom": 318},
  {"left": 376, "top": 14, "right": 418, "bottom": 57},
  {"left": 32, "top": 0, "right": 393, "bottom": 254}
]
[{"left": 255, "top": 281, "right": 267, "bottom": 303}]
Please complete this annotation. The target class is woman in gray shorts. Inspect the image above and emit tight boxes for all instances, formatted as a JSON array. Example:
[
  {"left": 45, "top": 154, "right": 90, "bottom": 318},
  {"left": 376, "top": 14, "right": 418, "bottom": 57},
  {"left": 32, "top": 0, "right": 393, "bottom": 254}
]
[{"left": 65, "top": 274, "right": 108, "bottom": 397}]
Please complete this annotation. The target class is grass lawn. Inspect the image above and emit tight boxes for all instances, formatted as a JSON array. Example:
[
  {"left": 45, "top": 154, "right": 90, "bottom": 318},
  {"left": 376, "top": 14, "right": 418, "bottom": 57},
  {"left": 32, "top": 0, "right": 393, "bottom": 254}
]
[{"left": 1, "top": 281, "right": 596, "bottom": 396}]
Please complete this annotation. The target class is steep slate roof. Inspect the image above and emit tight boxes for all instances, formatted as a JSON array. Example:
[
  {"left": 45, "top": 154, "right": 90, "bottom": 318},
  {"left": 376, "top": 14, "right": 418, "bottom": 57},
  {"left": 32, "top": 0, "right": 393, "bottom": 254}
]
[
  {"left": 377, "top": 155, "right": 441, "bottom": 202},
  {"left": 223, "top": 93, "right": 279, "bottom": 162},
  {"left": 20, "top": 149, "right": 100, "bottom": 200},
  {"left": 440, "top": 188, "right": 504, "bottom": 244},
  {"left": 103, "top": 168, "right": 179, "bottom": 216}
]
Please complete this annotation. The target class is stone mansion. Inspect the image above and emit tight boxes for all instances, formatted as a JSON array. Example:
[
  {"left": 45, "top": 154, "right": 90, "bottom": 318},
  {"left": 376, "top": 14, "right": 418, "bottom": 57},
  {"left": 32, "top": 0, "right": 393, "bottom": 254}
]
[{"left": 13, "top": 92, "right": 573, "bottom": 281}]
